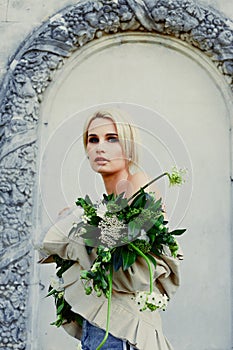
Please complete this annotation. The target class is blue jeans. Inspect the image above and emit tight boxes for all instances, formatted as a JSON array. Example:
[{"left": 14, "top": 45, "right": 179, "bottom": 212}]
[{"left": 81, "top": 319, "right": 125, "bottom": 350}]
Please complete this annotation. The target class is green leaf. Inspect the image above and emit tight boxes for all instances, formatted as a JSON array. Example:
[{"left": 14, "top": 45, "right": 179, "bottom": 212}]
[
  {"left": 115, "top": 194, "right": 128, "bottom": 207},
  {"left": 122, "top": 248, "right": 137, "bottom": 271},
  {"left": 115, "top": 192, "right": 125, "bottom": 202},
  {"left": 100, "top": 276, "right": 108, "bottom": 290},
  {"left": 112, "top": 247, "right": 123, "bottom": 271},
  {"left": 89, "top": 215, "right": 101, "bottom": 226},
  {"left": 46, "top": 289, "right": 56, "bottom": 297},
  {"left": 130, "top": 190, "right": 147, "bottom": 209},
  {"left": 151, "top": 244, "right": 162, "bottom": 257},
  {"left": 145, "top": 253, "right": 157, "bottom": 269},
  {"left": 84, "top": 194, "right": 93, "bottom": 205},
  {"left": 103, "top": 193, "right": 115, "bottom": 202},
  {"left": 56, "top": 302, "right": 65, "bottom": 314},
  {"left": 75, "top": 314, "right": 84, "bottom": 327},
  {"left": 151, "top": 198, "right": 162, "bottom": 211},
  {"left": 128, "top": 221, "right": 140, "bottom": 240},
  {"left": 84, "top": 238, "right": 96, "bottom": 247},
  {"left": 82, "top": 225, "right": 100, "bottom": 238},
  {"left": 57, "top": 260, "right": 75, "bottom": 277},
  {"left": 170, "top": 229, "right": 186, "bottom": 236},
  {"left": 75, "top": 197, "right": 87, "bottom": 208}
]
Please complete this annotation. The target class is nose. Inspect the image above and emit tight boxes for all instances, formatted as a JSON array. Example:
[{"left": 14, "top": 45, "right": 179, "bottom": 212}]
[{"left": 95, "top": 140, "right": 106, "bottom": 154}]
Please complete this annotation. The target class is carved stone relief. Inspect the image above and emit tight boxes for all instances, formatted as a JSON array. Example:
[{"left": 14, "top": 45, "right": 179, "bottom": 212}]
[{"left": 0, "top": 0, "right": 232, "bottom": 348}]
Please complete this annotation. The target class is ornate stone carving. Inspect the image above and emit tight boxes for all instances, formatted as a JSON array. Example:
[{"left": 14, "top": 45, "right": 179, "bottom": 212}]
[{"left": 0, "top": 0, "right": 232, "bottom": 348}]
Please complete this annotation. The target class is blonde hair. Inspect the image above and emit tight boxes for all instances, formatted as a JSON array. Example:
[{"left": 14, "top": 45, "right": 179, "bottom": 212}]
[{"left": 83, "top": 108, "right": 139, "bottom": 171}]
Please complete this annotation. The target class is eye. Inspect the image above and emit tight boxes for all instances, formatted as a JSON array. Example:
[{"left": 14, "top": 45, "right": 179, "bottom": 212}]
[
  {"left": 88, "top": 137, "right": 99, "bottom": 143},
  {"left": 107, "top": 136, "right": 119, "bottom": 143}
]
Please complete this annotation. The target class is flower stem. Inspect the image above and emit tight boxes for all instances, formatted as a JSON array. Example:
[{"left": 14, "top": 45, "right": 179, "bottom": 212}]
[
  {"left": 127, "top": 172, "right": 168, "bottom": 203},
  {"left": 96, "top": 265, "right": 113, "bottom": 350},
  {"left": 129, "top": 243, "right": 153, "bottom": 294}
]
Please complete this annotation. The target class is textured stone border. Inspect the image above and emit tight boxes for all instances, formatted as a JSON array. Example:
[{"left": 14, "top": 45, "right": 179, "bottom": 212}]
[{"left": 0, "top": 0, "right": 232, "bottom": 348}]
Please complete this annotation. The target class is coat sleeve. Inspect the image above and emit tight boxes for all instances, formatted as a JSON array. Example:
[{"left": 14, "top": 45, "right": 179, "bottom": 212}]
[
  {"left": 153, "top": 253, "right": 182, "bottom": 299},
  {"left": 38, "top": 208, "right": 93, "bottom": 270}
]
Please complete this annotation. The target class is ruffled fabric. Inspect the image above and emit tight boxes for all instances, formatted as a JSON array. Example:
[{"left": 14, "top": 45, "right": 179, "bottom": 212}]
[
  {"left": 61, "top": 264, "right": 173, "bottom": 350},
  {"left": 40, "top": 208, "right": 181, "bottom": 350}
]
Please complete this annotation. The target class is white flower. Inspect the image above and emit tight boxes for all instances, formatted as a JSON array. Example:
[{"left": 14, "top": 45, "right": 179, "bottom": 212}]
[
  {"left": 98, "top": 215, "right": 127, "bottom": 248},
  {"left": 50, "top": 276, "right": 64, "bottom": 292},
  {"left": 137, "top": 229, "right": 150, "bottom": 243},
  {"left": 147, "top": 293, "right": 168, "bottom": 310},
  {"left": 72, "top": 222, "right": 78, "bottom": 229},
  {"left": 135, "top": 291, "right": 147, "bottom": 309},
  {"left": 96, "top": 202, "right": 107, "bottom": 218},
  {"left": 135, "top": 292, "right": 169, "bottom": 312},
  {"left": 135, "top": 291, "right": 147, "bottom": 302},
  {"left": 147, "top": 292, "right": 160, "bottom": 306},
  {"left": 162, "top": 294, "right": 169, "bottom": 307},
  {"left": 81, "top": 214, "right": 90, "bottom": 224}
]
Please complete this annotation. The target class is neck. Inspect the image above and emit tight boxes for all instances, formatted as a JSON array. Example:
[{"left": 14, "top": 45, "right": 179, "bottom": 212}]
[{"left": 102, "top": 169, "right": 130, "bottom": 195}]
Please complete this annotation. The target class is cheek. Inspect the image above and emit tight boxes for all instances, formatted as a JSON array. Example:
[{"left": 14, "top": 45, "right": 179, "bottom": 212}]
[
  {"left": 108, "top": 143, "right": 124, "bottom": 156},
  {"left": 86, "top": 144, "right": 95, "bottom": 155}
]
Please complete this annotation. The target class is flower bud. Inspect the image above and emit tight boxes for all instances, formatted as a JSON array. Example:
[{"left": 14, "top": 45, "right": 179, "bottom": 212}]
[{"left": 85, "top": 286, "right": 92, "bottom": 295}]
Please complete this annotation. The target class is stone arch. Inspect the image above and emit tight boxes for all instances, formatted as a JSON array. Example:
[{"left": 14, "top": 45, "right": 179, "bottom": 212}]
[{"left": 0, "top": 0, "right": 232, "bottom": 348}]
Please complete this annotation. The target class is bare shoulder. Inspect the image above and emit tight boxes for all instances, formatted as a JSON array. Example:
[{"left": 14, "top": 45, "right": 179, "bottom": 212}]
[
  {"left": 129, "top": 171, "right": 161, "bottom": 198},
  {"left": 129, "top": 171, "right": 149, "bottom": 186}
]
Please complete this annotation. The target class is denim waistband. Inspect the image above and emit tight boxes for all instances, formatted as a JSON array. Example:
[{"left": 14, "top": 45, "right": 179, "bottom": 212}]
[{"left": 81, "top": 319, "right": 134, "bottom": 350}]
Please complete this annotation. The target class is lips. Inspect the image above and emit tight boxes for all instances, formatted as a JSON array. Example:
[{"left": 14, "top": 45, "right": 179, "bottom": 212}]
[{"left": 94, "top": 157, "right": 109, "bottom": 162}]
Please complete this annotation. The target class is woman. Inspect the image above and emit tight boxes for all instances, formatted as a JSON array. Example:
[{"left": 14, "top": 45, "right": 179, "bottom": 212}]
[
  {"left": 40, "top": 109, "right": 182, "bottom": 350},
  {"left": 83, "top": 109, "right": 159, "bottom": 200}
]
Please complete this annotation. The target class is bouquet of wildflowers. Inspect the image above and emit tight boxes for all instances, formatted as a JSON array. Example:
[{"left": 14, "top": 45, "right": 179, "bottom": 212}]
[{"left": 47, "top": 167, "right": 186, "bottom": 349}]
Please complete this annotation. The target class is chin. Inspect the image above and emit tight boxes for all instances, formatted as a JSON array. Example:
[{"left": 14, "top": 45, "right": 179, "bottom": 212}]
[
  {"left": 95, "top": 167, "right": 116, "bottom": 176},
  {"left": 91, "top": 165, "right": 108, "bottom": 174}
]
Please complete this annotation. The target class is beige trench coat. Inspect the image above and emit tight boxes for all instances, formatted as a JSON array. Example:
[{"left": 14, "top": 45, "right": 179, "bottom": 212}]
[{"left": 40, "top": 208, "right": 183, "bottom": 350}]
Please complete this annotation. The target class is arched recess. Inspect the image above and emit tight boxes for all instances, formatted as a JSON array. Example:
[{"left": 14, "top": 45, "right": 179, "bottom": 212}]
[{"left": 0, "top": 0, "right": 232, "bottom": 349}]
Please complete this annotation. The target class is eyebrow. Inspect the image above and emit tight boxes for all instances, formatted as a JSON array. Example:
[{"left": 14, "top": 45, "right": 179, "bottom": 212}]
[{"left": 88, "top": 133, "right": 118, "bottom": 137}]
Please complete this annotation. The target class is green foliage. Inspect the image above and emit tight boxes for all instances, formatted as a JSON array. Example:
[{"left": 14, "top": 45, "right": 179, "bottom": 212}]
[
  {"left": 130, "top": 189, "right": 147, "bottom": 209},
  {"left": 74, "top": 183, "right": 186, "bottom": 299},
  {"left": 121, "top": 246, "right": 137, "bottom": 271},
  {"left": 112, "top": 247, "right": 123, "bottom": 271},
  {"left": 47, "top": 255, "right": 83, "bottom": 328}
]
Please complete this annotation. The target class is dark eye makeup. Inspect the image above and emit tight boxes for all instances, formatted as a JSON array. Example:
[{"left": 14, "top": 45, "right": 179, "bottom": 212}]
[
  {"left": 88, "top": 134, "right": 119, "bottom": 143},
  {"left": 88, "top": 137, "right": 99, "bottom": 143},
  {"left": 107, "top": 136, "right": 119, "bottom": 142}
]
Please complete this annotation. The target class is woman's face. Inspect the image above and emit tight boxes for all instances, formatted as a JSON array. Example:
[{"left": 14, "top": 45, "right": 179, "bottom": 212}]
[{"left": 86, "top": 118, "right": 127, "bottom": 175}]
